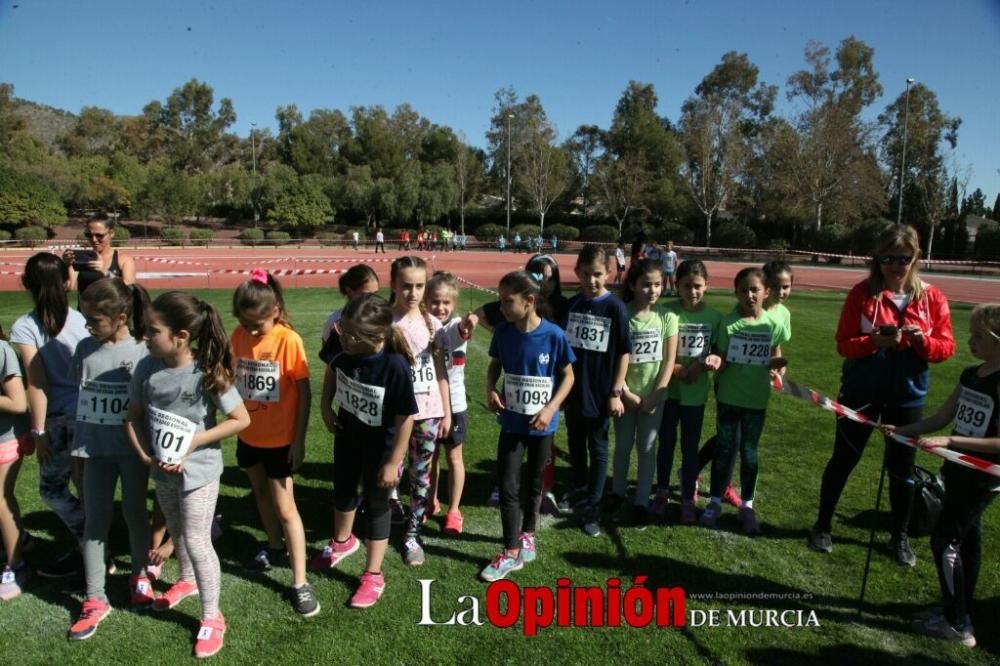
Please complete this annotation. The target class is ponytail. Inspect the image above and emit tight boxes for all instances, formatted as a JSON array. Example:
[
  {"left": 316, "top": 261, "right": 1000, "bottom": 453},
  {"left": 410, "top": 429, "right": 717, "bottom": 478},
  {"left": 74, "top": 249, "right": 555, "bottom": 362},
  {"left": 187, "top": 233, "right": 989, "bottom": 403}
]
[
  {"left": 22, "top": 252, "right": 69, "bottom": 337},
  {"left": 153, "top": 291, "right": 235, "bottom": 393},
  {"left": 81, "top": 277, "right": 151, "bottom": 341},
  {"left": 233, "top": 268, "right": 292, "bottom": 329}
]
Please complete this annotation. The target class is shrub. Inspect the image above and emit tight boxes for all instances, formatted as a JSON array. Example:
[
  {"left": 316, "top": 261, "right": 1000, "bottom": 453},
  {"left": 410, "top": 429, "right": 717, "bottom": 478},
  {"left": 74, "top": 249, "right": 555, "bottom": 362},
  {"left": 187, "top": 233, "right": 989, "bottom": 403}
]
[
  {"left": 653, "top": 222, "right": 695, "bottom": 245},
  {"left": 318, "top": 231, "right": 340, "bottom": 247},
  {"left": 974, "top": 222, "right": 1000, "bottom": 261},
  {"left": 266, "top": 230, "right": 292, "bottom": 245},
  {"left": 849, "top": 217, "right": 893, "bottom": 255},
  {"left": 474, "top": 223, "right": 506, "bottom": 241},
  {"left": 111, "top": 226, "right": 130, "bottom": 247},
  {"left": 189, "top": 228, "right": 214, "bottom": 247},
  {"left": 546, "top": 224, "right": 580, "bottom": 241},
  {"left": 766, "top": 238, "right": 790, "bottom": 253},
  {"left": 341, "top": 228, "right": 367, "bottom": 241},
  {"left": 161, "top": 226, "right": 187, "bottom": 246},
  {"left": 712, "top": 221, "right": 756, "bottom": 248},
  {"left": 0, "top": 230, "right": 11, "bottom": 243},
  {"left": 512, "top": 224, "right": 541, "bottom": 239},
  {"left": 240, "top": 228, "right": 265, "bottom": 246},
  {"left": 811, "top": 223, "right": 851, "bottom": 255},
  {"left": 579, "top": 225, "right": 619, "bottom": 242},
  {"left": 15, "top": 226, "right": 48, "bottom": 247}
]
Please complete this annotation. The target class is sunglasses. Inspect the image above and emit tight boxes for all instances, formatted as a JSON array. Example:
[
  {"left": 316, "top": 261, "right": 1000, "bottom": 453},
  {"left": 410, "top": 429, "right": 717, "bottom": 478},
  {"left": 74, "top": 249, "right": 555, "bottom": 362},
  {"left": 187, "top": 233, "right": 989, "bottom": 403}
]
[
  {"left": 877, "top": 255, "right": 914, "bottom": 266},
  {"left": 85, "top": 232, "right": 108, "bottom": 240}
]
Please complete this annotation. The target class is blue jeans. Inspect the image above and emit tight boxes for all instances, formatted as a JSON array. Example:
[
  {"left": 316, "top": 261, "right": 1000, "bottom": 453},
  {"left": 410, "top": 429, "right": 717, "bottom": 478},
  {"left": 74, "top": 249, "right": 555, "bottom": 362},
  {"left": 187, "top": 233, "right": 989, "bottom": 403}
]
[
  {"left": 40, "top": 416, "right": 85, "bottom": 542},
  {"left": 658, "top": 400, "right": 706, "bottom": 500},
  {"left": 710, "top": 403, "right": 766, "bottom": 502},
  {"left": 565, "top": 407, "right": 610, "bottom": 508}
]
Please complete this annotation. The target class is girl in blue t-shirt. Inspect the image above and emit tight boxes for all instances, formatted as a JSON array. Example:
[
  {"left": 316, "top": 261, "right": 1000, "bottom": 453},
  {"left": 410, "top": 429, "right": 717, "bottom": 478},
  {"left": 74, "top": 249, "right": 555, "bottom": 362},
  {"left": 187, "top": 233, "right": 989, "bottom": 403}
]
[
  {"left": 562, "top": 245, "right": 631, "bottom": 537},
  {"left": 321, "top": 293, "right": 418, "bottom": 607},
  {"left": 482, "top": 271, "right": 574, "bottom": 582}
]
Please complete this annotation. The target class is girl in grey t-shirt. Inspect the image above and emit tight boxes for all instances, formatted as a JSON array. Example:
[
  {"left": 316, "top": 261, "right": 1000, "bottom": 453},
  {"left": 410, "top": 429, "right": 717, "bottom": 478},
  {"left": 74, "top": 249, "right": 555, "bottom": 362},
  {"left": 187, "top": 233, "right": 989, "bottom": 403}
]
[{"left": 126, "top": 291, "right": 249, "bottom": 659}]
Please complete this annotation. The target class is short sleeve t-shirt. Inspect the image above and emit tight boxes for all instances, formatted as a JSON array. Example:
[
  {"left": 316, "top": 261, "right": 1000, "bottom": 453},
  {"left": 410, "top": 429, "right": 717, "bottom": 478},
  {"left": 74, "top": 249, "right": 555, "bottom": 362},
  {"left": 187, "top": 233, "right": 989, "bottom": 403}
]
[
  {"left": 562, "top": 291, "right": 631, "bottom": 418},
  {"left": 129, "top": 357, "right": 243, "bottom": 491},
  {"left": 440, "top": 318, "right": 468, "bottom": 414},
  {"left": 667, "top": 303, "right": 723, "bottom": 406},
  {"left": 332, "top": 349, "right": 419, "bottom": 448},
  {"left": 72, "top": 337, "right": 148, "bottom": 458},
  {"left": 231, "top": 324, "right": 310, "bottom": 448},
  {"left": 661, "top": 250, "right": 678, "bottom": 274},
  {"left": 625, "top": 308, "right": 678, "bottom": 398},
  {"left": 767, "top": 303, "right": 792, "bottom": 346},
  {"left": 489, "top": 319, "right": 575, "bottom": 436},
  {"left": 321, "top": 308, "right": 343, "bottom": 345},
  {"left": 393, "top": 312, "right": 445, "bottom": 420},
  {"left": 0, "top": 341, "right": 27, "bottom": 444},
  {"left": 10, "top": 309, "right": 89, "bottom": 417},
  {"left": 716, "top": 308, "right": 784, "bottom": 410}
]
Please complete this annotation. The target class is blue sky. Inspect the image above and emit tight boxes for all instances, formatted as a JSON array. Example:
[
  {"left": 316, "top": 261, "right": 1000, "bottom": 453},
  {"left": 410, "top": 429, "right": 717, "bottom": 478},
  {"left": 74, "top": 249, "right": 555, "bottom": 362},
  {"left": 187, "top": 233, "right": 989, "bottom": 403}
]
[{"left": 1, "top": 0, "right": 998, "bottom": 202}]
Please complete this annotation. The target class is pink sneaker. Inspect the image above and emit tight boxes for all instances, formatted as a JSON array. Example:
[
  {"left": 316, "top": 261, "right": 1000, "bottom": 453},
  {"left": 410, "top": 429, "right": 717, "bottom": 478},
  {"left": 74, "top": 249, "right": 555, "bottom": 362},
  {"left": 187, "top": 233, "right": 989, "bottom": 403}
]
[
  {"left": 68, "top": 597, "right": 112, "bottom": 640},
  {"left": 194, "top": 613, "right": 226, "bottom": 659},
  {"left": 152, "top": 580, "right": 199, "bottom": 611},
  {"left": 349, "top": 571, "right": 386, "bottom": 609},
  {"left": 722, "top": 485, "right": 743, "bottom": 508},
  {"left": 443, "top": 511, "right": 464, "bottom": 535},
  {"left": 312, "top": 534, "right": 360, "bottom": 571},
  {"left": 130, "top": 574, "right": 157, "bottom": 609}
]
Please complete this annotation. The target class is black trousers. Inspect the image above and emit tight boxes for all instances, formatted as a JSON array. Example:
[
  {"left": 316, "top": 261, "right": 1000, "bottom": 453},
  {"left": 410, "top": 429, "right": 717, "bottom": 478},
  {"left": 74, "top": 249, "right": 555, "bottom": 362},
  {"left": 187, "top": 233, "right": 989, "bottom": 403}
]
[
  {"left": 334, "top": 437, "right": 392, "bottom": 541},
  {"left": 497, "top": 431, "right": 551, "bottom": 550}
]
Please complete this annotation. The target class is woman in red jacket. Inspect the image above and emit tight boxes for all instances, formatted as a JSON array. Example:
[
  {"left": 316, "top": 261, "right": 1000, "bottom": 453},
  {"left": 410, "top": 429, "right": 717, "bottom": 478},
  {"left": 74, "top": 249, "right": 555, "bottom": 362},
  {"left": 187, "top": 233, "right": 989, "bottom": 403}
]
[{"left": 809, "top": 225, "right": 955, "bottom": 566}]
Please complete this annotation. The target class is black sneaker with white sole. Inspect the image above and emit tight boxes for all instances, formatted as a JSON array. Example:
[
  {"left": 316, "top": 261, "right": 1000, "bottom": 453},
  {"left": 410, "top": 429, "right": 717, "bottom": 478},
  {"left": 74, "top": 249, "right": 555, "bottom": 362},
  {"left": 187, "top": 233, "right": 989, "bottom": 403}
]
[
  {"left": 244, "top": 545, "right": 287, "bottom": 572},
  {"left": 289, "top": 583, "right": 321, "bottom": 617},
  {"left": 37, "top": 549, "right": 83, "bottom": 579}
]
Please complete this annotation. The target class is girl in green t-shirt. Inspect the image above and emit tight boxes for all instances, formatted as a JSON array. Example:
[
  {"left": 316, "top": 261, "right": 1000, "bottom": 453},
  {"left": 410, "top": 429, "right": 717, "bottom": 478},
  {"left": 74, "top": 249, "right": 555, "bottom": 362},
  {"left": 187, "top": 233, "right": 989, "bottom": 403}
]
[
  {"left": 609, "top": 259, "right": 678, "bottom": 528},
  {"left": 654, "top": 260, "right": 722, "bottom": 524},
  {"left": 700, "top": 267, "right": 787, "bottom": 535}
]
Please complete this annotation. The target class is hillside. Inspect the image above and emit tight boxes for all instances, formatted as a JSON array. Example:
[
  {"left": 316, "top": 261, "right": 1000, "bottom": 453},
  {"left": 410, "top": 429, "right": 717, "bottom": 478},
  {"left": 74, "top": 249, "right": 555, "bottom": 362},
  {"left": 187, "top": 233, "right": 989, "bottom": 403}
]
[{"left": 11, "top": 97, "right": 77, "bottom": 148}]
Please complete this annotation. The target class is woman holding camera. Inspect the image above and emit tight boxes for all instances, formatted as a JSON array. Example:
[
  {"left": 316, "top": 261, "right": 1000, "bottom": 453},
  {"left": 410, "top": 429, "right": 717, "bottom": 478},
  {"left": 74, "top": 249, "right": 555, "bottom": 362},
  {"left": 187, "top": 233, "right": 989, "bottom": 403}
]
[
  {"left": 63, "top": 219, "right": 136, "bottom": 295},
  {"left": 809, "top": 225, "right": 955, "bottom": 566}
]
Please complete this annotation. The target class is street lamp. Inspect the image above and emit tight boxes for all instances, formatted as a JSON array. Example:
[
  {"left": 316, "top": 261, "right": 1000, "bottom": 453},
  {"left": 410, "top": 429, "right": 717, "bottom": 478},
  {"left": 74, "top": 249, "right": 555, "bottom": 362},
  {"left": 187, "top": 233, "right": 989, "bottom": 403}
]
[
  {"left": 896, "top": 78, "right": 915, "bottom": 225},
  {"left": 250, "top": 122, "right": 259, "bottom": 227},
  {"left": 506, "top": 113, "right": 514, "bottom": 236}
]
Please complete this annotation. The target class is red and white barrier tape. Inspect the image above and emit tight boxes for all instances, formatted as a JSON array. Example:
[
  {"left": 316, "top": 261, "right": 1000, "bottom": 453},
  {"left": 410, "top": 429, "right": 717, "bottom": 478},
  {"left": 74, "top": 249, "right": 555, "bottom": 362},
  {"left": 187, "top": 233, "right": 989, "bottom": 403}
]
[
  {"left": 210, "top": 268, "right": 345, "bottom": 276},
  {"left": 773, "top": 375, "right": 1000, "bottom": 478}
]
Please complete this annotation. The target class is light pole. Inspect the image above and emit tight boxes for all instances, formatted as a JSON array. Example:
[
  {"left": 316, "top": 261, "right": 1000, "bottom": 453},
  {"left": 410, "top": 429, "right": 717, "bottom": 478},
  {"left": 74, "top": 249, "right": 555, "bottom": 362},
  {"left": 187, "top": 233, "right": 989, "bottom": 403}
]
[
  {"left": 250, "top": 122, "right": 259, "bottom": 227},
  {"left": 896, "top": 78, "right": 915, "bottom": 225},
  {"left": 506, "top": 113, "right": 514, "bottom": 236}
]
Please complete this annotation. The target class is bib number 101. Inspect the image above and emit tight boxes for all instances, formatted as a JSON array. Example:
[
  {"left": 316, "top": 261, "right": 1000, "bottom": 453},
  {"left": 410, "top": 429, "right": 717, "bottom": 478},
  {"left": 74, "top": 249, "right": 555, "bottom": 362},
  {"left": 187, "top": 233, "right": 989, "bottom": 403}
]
[{"left": 153, "top": 427, "right": 187, "bottom": 455}]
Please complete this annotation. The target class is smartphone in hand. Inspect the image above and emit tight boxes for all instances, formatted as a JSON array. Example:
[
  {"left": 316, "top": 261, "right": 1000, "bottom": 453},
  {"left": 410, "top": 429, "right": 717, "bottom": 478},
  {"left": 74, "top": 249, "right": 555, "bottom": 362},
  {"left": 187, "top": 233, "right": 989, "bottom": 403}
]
[{"left": 72, "top": 249, "right": 97, "bottom": 270}]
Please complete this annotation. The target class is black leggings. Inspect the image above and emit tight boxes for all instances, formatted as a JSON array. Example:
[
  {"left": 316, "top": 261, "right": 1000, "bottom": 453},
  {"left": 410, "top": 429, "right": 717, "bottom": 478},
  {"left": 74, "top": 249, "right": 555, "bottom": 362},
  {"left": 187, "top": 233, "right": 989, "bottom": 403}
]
[
  {"left": 497, "top": 431, "right": 551, "bottom": 550},
  {"left": 334, "top": 437, "right": 392, "bottom": 541},
  {"left": 932, "top": 464, "right": 998, "bottom": 630},
  {"left": 815, "top": 398, "right": 922, "bottom": 535}
]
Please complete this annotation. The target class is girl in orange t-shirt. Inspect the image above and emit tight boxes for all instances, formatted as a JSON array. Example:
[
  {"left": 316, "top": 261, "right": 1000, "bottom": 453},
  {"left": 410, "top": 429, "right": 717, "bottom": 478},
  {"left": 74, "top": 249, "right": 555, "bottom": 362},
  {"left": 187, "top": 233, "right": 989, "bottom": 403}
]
[{"left": 230, "top": 269, "right": 317, "bottom": 617}]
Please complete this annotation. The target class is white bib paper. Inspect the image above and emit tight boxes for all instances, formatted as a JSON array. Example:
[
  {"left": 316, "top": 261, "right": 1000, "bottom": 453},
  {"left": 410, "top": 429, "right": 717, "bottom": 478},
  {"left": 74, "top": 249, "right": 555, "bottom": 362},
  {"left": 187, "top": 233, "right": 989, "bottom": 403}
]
[
  {"left": 76, "top": 380, "right": 130, "bottom": 425},
  {"left": 410, "top": 351, "right": 437, "bottom": 394},
  {"left": 630, "top": 329, "right": 662, "bottom": 364},
  {"left": 566, "top": 312, "right": 611, "bottom": 352},
  {"left": 148, "top": 406, "right": 198, "bottom": 465},
  {"left": 504, "top": 374, "right": 554, "bottom": 416},
  {"left": 236, "top": 358, "right": 280, "bottom": 403},
  {"left": 335, "top": 369, "right": 386, "bottom": 427},
  {"left": 726, "top": 331, "right": 771, "bottom": 366},
  {"left": 954, "top": 386, "right": 994, "bottom": 438},
  {"left": 678, "top": 323, "right": 712, "bottom": 358}
]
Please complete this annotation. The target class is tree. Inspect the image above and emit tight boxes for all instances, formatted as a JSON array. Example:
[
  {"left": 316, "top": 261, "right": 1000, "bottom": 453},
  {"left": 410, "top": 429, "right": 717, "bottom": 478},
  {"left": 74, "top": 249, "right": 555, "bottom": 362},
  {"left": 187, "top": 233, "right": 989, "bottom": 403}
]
[
  {"left": 60, "top": 106, "right": 119, "bottom": 157},
  {"left": 0, "top": 165, "right": 66, "bottom": 226},
  {"left": 0, "top": 83, "right": 26, "bottom": 149},
  {"left": 141, "top": 79, "right": 238, "bottom": 174},
  {"left": 564, "top": 125, "right": 604, "bottom": 216},
  {"left": 516, "top": 139, "right": 570, "bottom": 232},
  {"left": 780, "top": 38, "right": 887, "bottom": 231},
  {"left": 679, "top": 52, "right": 776, "bottom": 246},
  {"left": 266, "top": 172, "right": 333, "bottom": 228},
  {"left": 592, "top": 153, "right": 645, "bottom": 236},
  {"left": 453, "top": 139, "right": 484, "bottom": 235}
]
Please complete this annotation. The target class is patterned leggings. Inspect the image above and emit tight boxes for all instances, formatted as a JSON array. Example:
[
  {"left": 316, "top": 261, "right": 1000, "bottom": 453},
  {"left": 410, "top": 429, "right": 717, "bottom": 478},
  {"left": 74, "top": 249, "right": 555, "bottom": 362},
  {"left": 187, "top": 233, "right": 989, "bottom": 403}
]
[
  {"left": 156, "top": 479, "right": 221, "bottom": 620},
  {"left": 406, "top": 418, "right": 440, "bottom": 539}
]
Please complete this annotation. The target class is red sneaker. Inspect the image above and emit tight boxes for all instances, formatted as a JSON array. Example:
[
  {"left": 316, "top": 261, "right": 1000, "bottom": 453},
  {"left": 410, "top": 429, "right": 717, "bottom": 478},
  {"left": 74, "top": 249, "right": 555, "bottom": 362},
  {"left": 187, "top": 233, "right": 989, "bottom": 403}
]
[
  {"left": 130, "top": 574, "right": 157, "bottom": 609},
  {"left": 194, "top": 613, "right": 226, "bottom": 659},
  {"left": 722, "top": 485, "right": 743, "bottom": 508},
  {"left": 68, "top": 597, "right": 111, "bottom": 641},
  {"left": 443, "top": 511, "right": 464, "bottom": 535},
  {"left": 152, "top": 580, "right": 199, "bottom": 611}
]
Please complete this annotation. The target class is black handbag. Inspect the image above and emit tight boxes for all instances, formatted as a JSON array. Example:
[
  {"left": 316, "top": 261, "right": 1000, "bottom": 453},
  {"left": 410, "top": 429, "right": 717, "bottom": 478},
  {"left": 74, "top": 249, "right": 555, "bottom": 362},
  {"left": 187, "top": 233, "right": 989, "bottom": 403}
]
[{"left": 908, "top": 465, "right": 946, "bottom": 538}]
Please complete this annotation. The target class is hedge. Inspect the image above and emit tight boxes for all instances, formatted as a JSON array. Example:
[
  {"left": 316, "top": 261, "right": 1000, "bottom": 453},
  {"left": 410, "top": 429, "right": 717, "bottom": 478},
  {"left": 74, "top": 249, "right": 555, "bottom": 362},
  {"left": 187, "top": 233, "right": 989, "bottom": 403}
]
[
  {"left": 266, "top": 230, "right": 292, "bottom": 245},
  {"left": 0, "top": 230, "right": 11, "bottom": 243},
  {"left": 512, "top": 224, "right": 541, "bottom": 239},
  {"left": 474, "top": 223, "right": 507, "bottom": 241},
  {"left": 189, "top": 229, "right": 214, "bottom": 247},
  {"left": 240, "top": 228, "right": 265, "bottom": 246},
  {"left": 579, "top": 225, "right": 619, "bottom": 242},
  {"left": 161, "top": 226, "right": 187, "bottom": 246},
  {"left": 974, "top": 222, "right": 1000, "bottom": 261},
  {"left": 545, "top": 224, "right": 580, "bottom": 241},
  {"left": 318, "top": 231, "right": 340, "bottom": 247},
  {"left": 712, "top": 221, "right": 756, "bottom": 248},
  {"left": 15, "top": 226, "right": 48, "bottom": 247}
]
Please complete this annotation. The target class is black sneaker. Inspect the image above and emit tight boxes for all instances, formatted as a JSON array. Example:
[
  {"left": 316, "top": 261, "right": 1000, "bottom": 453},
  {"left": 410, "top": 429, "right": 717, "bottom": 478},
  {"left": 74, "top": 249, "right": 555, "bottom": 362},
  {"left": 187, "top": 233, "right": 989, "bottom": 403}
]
[
  {"left": 631, "top": 505, "right": 649, "bottom": 531},
  {"left": 289, "top": 583, "right": 321, "bottom": 617},
  {"left": 891, "top": 534, "right": 916, "bottom": 567},
  {"left": 603, "top": 493, "right": 626, "bottom": 515},
  {"left": 808, "top": 526, "right": 833, "bottom": 553},
  {"left": 37, "top": 549, "right": 83, "bottom": 579},
  {"left": 244, "top": 545, "right": 287, "bottom": 572}
]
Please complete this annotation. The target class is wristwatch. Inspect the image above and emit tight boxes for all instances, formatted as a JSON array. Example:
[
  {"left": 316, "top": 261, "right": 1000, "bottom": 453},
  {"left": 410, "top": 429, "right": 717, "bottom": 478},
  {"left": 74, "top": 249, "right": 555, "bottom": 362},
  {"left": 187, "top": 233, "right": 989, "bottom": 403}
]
[{"left": 30, "top": 428, "right": 46, "bottom": 437}]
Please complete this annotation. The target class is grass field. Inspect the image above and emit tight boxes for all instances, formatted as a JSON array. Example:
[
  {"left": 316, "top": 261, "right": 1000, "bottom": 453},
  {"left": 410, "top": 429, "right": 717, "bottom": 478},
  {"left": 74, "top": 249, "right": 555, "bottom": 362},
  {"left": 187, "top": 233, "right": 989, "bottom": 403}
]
[{"left": 0, "top": 285, "right": 994, "bottom": 665}]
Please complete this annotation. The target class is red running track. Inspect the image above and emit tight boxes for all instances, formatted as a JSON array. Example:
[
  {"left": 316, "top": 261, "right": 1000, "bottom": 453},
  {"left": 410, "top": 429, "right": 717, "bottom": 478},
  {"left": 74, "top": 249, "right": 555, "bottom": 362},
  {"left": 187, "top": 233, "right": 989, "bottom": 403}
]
[{"left": 0, "top": 247, "right": 995, "bottom": 304}]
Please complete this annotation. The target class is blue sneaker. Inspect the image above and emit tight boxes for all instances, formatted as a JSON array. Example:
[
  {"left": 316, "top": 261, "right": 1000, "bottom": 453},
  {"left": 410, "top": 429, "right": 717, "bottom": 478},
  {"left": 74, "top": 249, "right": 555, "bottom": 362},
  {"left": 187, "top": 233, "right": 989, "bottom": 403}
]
[
  {"left": 480, "top": 551, "right": 523, "bottom": 582},
  {"left": 519, "top": 533, "right": 536, "bottom": 563}
]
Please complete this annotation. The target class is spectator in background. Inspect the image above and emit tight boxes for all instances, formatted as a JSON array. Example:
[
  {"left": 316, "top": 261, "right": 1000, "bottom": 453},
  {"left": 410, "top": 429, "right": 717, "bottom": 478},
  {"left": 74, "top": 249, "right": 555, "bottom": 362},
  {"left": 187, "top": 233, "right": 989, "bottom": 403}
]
[
  {"left": 374, "top": 227, "right": 386, "bottom": 254},
  {"left": 400, "top": 229, "right": 411, "bottom": 251}
]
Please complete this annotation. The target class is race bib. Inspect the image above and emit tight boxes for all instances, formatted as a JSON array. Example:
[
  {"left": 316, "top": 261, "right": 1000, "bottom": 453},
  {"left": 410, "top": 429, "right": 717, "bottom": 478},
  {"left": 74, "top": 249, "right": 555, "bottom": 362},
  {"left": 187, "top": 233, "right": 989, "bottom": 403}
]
[
  {"left": 410, "top": 351, "right": 437, "bottom": 394},
  {"left": 335, "top": 369, "right": 385, "bottom": 427},
  {"left": 678, "top": 323, "right": 712, "bottom": 358},
  {"left": 236, "top": 358, "right": 280, "bottom": 403},
  {"left": 566, "top": 312, "right": 611, "bottom": 352},
  {"left": 954, "top": 386, "right": 994, "bottom": 438},
  {"left": 148, "top": 406, "right": 198, "bottom": 465},
  {"left": 504, "top": 374, "right": 554, "bottom": 416},
  {"left": 76, "top": 380, "right": 129, "bottom": 425},
  {"left": 726, "top": 331, "right": 771, "bottom": 366},
  {"left": 630, "top": 329, "right": 662, "bottom": 364}
]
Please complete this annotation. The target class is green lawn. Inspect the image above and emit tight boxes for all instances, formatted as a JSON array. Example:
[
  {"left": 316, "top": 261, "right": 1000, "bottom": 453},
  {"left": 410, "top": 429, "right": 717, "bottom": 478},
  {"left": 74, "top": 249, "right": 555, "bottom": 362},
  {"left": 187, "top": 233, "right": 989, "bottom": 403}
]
[{"left": 0, "top": 286, "right": 993, "bottom": 665}]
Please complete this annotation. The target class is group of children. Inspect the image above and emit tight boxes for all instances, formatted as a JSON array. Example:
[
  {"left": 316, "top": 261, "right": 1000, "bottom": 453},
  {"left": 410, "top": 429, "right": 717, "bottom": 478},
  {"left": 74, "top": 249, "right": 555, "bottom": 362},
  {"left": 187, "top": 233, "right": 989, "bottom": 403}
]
[{"left": 0, "top": 240, "right": 996, "bottom": 654}]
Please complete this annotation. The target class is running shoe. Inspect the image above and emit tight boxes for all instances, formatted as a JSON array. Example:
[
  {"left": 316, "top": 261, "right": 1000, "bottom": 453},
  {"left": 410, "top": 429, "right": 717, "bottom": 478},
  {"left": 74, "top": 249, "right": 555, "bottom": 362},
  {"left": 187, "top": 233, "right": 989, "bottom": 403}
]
[
  {"left": 403, "top": 537, "right": 425, "bottom": 566},
  {"left": 349, "top": 572, "right": 386, "bottom": 609},
  {"left": 480, "top": 552, "right": 523, "bottom": 582},
  {"left": 68, "top": 597, "right": 111, "bottom": 641},
  {"left": 519, "top": 532, "right": 536, "bottom": 563},
  {"left": 152, "top": 580, "right": 199, "bottom": 611},
  {"left": 194, "top": 613, "right": 226, "bottom": 658},
  {"left": 289, "top": 583, "right": 320, "bottom": 617}
]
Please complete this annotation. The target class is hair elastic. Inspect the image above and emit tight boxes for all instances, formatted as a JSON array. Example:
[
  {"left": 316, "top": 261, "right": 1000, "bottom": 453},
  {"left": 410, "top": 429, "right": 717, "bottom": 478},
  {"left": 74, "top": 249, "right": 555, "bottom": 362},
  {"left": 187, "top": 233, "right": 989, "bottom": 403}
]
[{"left": 250, "top": 268, "right": 269, "bottom": 285}]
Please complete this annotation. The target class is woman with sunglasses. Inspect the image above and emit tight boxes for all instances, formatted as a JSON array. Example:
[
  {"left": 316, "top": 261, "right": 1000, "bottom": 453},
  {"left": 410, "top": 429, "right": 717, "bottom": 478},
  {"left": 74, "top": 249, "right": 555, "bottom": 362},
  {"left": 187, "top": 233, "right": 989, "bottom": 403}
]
[
  {"left": 62, "top": 219, "right": 137, "bottom": 296},
  {"left": 809, "top": 224, "right": 955, "bottom": 566}
]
